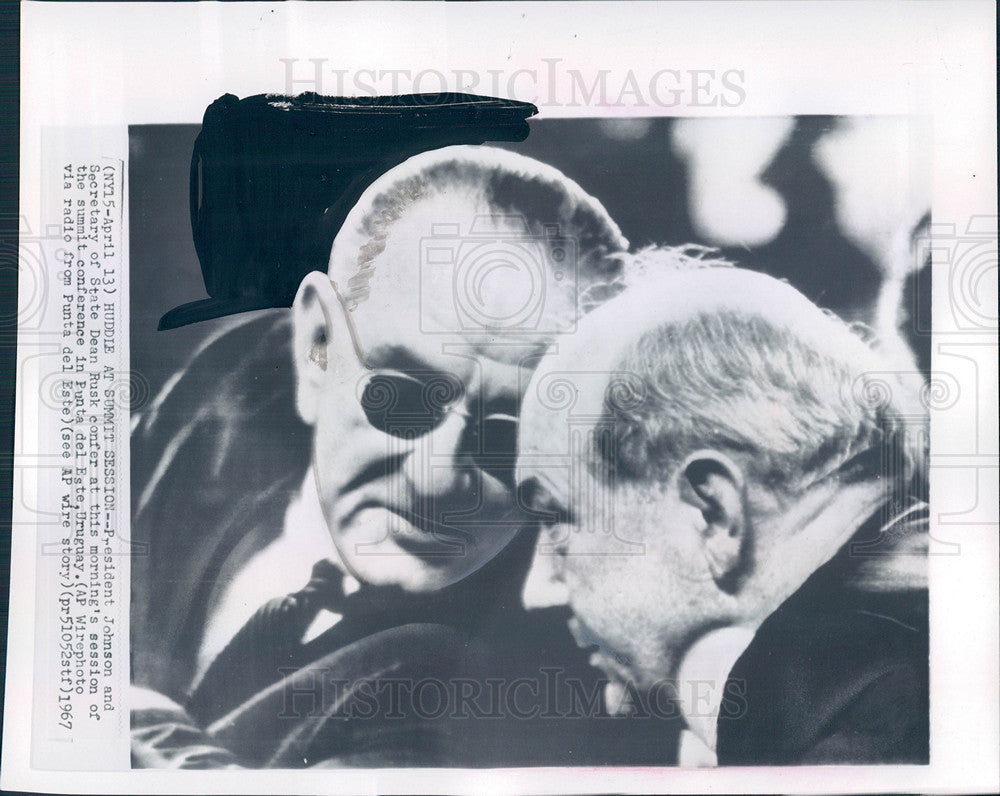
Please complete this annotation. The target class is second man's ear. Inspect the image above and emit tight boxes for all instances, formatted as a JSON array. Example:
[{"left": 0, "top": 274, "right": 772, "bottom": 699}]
[{"left": 678, "top": 451, "right": 748, "bottom": 592}]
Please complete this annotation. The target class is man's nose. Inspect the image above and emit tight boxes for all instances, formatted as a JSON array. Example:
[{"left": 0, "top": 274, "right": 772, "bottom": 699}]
[
  {"left": 522, "top": 546, "right": 570, "bottom": 610},
  {"left": 400, "top": 412, "right": 475, "bottom": 498}
]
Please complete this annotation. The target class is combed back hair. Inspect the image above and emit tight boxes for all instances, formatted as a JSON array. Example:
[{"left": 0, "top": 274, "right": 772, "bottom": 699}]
[
  {"left": 331, "top": 145, "right": 629, "bottom": 314},
  {"left": 595, "top": 269, "right": 928, "bottom": 502},
  {"left": 618, "top": 242, "right": 736, "bottom": 279}
]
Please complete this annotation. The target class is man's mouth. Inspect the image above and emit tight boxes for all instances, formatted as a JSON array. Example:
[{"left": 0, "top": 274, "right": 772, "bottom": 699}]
[
  {"left": 341, "top": 501, "right": 474, "bottom": 554},
  {"left": 567, "top": 616, "right": 605, "bottom": 651},
  {"left": 566, "top": 617, "right": 640, "bottom": 714},
  {"left": 567, "top": 617, "right": 631, "bottom": 679}
]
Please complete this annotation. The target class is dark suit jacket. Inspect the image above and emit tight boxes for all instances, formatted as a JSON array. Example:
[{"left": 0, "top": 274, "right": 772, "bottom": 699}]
[
  {"left": 716, "top": 510, "right": 929, "bottom": 765},
  {"left": 180, "top": 529, "right": 676, "bottom": 768}
]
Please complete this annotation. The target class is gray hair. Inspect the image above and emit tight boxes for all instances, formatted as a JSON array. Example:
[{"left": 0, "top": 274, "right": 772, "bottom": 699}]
[{"left": 595, "top": 255, "right": 928, "bottom": 501}]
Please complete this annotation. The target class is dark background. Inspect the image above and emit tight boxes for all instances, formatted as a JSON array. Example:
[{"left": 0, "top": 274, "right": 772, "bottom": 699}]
[{"left": 130, "top": 116, "right": 931, "bottom": 402}]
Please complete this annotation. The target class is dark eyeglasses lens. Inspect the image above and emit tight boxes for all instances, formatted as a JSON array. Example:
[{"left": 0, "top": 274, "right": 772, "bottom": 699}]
[
  {"left": 422, "top": 374, "right": 463, "bottom": 413},
  {"left": 361, "top": 374, "right": 441, "bottom": 435},
  {"left": 476, "top": 416, "right": 518, "bottom": 487}
]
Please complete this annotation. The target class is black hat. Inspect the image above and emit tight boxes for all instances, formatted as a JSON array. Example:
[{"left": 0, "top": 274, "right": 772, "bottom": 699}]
[{"left": 159, "top": 92, "right": 537, "bottom": 330}]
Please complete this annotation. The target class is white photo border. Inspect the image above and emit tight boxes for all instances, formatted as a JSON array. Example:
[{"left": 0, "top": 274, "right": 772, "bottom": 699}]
[{"left": 8, "top": 1, "right": 998, "bottom": 793}]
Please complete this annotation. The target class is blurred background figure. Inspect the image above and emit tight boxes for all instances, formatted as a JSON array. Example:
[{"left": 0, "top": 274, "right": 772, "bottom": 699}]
[
  {"left": 671, "top": 117, "right": 794, "bottom": 248},
  {"left": 814, "top": 117, "right": 932, "bottom": 372},
  {"left": 673, "top": 114, "right": 931, "bottom": 374}
]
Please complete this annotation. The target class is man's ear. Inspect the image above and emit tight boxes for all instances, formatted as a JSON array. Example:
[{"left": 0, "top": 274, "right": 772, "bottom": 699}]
[
  {"left": 291, "top": 271, "right": 358, "bottom": 426},
  {"left": 678, "top": 451, "right": 748, "bottom": 591}
]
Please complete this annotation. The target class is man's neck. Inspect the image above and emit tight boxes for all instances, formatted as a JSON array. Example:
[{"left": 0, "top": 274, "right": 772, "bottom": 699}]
[
  {"left": 674, "top": 625, "right": 756, "bottom": 755},
  {"left": 284, "top": 467, "right": 347, "bottom": 573}
]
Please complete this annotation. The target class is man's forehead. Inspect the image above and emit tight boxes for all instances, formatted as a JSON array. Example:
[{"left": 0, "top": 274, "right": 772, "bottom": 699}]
[
  {"left": 336, "top": 196, "right": 574, "bottom": 369},
  {"left": 514, "top": 287, "right": 668, "bottom": 494},
  {"left": 519, "top": 365, "right": 612, "bottom": 452}
]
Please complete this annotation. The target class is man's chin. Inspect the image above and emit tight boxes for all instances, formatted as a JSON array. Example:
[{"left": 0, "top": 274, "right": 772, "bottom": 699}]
[
  {"left": 585, "top": 648, "right": 637, "bottom": 713},
  {"left": 568, "top": 618, "right": 634, "bottom": 679},
  {"left": 603, "top": 677, "right": 636, "bottom": 716}
]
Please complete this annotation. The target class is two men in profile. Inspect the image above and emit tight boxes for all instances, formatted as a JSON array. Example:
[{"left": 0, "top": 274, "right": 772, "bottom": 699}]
[
  {"left": 132, "top": 144, "right": 928, "bottom": 767},
  {"left": 133, "top": 145, "right": 665, "bottom": 767}
]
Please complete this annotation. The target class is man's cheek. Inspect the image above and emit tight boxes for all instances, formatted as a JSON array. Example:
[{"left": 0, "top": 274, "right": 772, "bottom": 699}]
[
  {"left": 565, "top": 569, "right": 607, "bottom": 625},
  {"left": 319, "top": 400, "right": 371, "bottom": 441},
  {"left": 325, "top": 423, "right": 389, "bottom": 470},
  {"left": 565, "top": 557, "right": 610, "bottom": 594}
]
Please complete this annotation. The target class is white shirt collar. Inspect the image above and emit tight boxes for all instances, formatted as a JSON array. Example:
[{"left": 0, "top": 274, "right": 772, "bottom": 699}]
[{"left": 674, "top": 625, "right": 757, "bottom": 756}]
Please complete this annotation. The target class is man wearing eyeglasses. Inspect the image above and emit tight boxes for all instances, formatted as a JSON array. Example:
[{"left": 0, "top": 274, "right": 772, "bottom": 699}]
[
  {"left": 519, "top": 258, "right": 930, "bottom": 765},
  {"left": 131, "top": 146, "right": 678, "bottom": 767}
]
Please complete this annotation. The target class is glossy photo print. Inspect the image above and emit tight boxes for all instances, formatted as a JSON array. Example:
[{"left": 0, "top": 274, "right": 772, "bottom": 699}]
[{"left": 7, "top": 3, "right": 996, "bottom": 794}]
